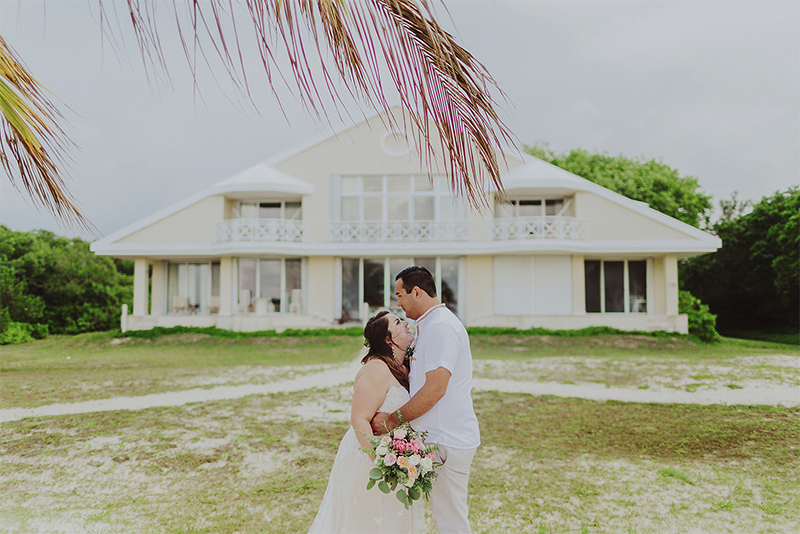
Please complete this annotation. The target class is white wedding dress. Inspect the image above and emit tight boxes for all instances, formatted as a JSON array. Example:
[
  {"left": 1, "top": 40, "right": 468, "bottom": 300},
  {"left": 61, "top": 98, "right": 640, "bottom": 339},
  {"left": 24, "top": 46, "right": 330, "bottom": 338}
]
[{"left": 308, "top": 386, "right": 424, "bottom": 534}]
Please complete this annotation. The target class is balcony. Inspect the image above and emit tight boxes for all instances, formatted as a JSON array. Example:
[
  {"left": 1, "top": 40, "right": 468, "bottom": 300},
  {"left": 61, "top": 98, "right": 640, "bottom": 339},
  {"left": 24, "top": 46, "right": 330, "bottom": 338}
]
[
  {"left": 491, "top": 216, "right": 588, "bottom": 241},
  {"left": 214, "top": 218, "right": 306, "bottom": 243},
  {"left": 328, "top": 220, "right": 469, "bottom": 243}
]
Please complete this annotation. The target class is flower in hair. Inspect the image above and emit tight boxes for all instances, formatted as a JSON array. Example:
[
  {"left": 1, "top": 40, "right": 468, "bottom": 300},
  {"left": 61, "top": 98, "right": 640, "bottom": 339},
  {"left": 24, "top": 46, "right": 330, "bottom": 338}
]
[{"left": 364, "top": 338, "right": 371, "bottom": 349}]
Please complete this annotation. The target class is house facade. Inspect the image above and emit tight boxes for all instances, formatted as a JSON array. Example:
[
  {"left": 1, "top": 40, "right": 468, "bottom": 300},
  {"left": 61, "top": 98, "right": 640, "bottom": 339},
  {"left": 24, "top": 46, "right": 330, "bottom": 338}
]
[{"left": 91, "top": 109, "right": 721, "bottom": 333}]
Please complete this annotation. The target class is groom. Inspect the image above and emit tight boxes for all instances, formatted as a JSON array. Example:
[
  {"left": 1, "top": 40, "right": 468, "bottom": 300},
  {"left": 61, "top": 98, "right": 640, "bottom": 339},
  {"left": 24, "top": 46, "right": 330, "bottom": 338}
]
[{"left": 371, "top": 266, "right": 480, "bottom": 534}]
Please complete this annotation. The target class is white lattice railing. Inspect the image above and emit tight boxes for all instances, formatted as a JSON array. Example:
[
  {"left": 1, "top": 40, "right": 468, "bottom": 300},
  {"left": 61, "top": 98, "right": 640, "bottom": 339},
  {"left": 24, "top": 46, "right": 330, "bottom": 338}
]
[
  {"left": 328, "top": 220, "right": 469, "bottom": 243},
  {"left": 491, "top": 216, "right": 588, "bottom": 240},
  {"left": 214, "top": 218, "right": 306, "bottom": 243}
]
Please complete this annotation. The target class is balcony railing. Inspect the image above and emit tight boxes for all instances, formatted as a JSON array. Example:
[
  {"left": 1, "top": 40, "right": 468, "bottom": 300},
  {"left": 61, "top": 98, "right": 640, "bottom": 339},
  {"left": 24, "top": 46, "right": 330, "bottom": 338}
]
[
  {"left": 214, "top": 218, "right": 305, "bottom": 243},
  {"left": 491, "top": 216, "right": 588, "bottom": 241},
  {"left": 328, "top": 220, "right": 469, "bottom": 243}
]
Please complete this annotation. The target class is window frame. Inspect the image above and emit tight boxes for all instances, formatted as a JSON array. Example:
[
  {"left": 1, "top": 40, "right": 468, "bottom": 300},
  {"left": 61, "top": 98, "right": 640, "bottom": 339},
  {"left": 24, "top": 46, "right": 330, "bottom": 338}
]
[{"left": 584, "top": 259, "right": 653, "bottom": 314}]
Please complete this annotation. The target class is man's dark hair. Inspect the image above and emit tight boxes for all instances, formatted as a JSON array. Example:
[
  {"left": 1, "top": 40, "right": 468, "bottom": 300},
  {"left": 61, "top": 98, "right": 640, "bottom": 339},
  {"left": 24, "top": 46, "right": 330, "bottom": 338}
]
[{"left": 396, "top": 265, "right": 437, "bottom": 298}]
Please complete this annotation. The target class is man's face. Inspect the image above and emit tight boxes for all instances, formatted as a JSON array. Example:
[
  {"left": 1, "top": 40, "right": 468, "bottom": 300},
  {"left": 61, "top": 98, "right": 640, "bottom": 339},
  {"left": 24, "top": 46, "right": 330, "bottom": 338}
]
[{"left": 395, "top": 279, "right": 420, "bottom": 320}]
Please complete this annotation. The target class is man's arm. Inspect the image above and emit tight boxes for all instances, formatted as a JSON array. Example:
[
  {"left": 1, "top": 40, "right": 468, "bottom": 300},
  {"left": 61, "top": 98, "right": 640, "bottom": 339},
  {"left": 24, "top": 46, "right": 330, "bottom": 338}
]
[{"left": 371, "top": 367, "right": 450, "bottom": 434}]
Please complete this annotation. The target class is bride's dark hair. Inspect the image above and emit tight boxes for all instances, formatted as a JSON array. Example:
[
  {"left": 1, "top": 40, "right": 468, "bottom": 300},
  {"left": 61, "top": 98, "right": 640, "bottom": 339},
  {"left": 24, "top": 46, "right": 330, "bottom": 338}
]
[{"left": 362, "top": 310, "right": 409, "bottom": 391}]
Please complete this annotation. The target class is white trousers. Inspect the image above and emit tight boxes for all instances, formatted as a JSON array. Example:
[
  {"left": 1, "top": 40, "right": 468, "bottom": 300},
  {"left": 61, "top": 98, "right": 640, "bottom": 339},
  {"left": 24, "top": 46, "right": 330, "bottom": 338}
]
[{"left": 430, "top": 445, "right": 477, "bottom": 534}]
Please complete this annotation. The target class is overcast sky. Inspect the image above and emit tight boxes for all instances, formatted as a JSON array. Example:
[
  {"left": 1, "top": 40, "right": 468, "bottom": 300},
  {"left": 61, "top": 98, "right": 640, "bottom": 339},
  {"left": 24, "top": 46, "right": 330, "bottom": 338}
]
[{"left": 1, "top": 0, "right": 797, "bottom": 238}]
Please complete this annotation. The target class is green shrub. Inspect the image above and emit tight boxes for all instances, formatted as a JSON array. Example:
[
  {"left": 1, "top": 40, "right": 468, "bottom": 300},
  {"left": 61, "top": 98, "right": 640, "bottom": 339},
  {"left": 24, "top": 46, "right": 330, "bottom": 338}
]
[
  {"left": 679, "top": 290, "right": 721, "bottom": 343},
  {"left": 0, "top": 321, "right": 34, "bottom": 345},
  {"left": 31, "top": 323, "right": 49, "bottom": 340},
  {"left": 0, "top": 306, "right": 10, "bottom": 335}
]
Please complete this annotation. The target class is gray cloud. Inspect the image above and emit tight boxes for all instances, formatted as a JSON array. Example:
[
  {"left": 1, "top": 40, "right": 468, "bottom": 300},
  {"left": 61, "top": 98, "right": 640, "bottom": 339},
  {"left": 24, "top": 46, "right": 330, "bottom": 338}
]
[{"left": 1, "top": 0, "right": 797, "bottom": 238}]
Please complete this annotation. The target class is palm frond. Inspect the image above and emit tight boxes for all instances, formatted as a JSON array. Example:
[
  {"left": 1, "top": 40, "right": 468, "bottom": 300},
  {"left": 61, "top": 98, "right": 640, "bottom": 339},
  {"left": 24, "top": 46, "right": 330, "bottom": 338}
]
[
  {"left": 123, "top": 0, "right": 515, "bottom": 206},
  {"left": 0, "top": 35, "right": 90, "bottom": 229}
]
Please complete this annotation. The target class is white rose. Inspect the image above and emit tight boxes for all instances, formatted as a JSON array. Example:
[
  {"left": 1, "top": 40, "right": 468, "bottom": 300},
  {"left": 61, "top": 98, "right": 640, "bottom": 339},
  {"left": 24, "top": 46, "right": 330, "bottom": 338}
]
[
  {"left": 393, "top": 428, "right": 407, "bottom": 439},
  {"left": 420, "top": 457, "right": 433, "bottom": 472},
  {"left": 375, "top": 445, "right": 389, "bottom": 456},
  {"left": 408, "top": 454, "right": 421, "bottom": 466}
]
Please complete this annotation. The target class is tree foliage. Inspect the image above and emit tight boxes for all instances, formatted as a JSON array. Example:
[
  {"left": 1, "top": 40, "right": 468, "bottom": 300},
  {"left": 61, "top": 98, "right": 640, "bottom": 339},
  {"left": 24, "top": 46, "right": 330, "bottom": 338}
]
[
  {"left": 0, "top": 226, "right": 133, "bottom": 339},
  {"left": 525, "top": 145, "right": 713, "bottom": 228},
  {"left": 680, "top": 187, "right": 799, "bottom": 333}
]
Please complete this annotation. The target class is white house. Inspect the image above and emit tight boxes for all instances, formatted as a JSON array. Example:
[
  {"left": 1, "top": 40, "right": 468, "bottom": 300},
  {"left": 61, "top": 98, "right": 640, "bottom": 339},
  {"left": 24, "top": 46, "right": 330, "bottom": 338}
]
[{"left": 91, "top": 108, "right": 721, "bottom": 333}]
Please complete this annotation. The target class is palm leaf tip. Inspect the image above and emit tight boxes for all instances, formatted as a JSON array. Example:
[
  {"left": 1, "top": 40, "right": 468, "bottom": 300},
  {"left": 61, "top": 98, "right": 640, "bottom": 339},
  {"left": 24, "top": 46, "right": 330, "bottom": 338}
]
[
  {"left": 124, "top": 0, "right": 515, "bottom": 207},
  {"left": 0, "top": 35, "right": 90, "bottom": 230}
]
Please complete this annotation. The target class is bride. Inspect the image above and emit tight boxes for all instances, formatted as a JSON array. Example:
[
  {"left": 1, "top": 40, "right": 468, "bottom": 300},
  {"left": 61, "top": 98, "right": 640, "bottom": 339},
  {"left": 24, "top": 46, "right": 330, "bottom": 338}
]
[{"left": 308, "top": 310, "right": 423, "bottom": 533}]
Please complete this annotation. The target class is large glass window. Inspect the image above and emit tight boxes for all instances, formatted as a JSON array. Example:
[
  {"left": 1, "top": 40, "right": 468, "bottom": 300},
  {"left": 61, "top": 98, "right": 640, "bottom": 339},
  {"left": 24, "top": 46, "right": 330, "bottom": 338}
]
[
  {"left": 340, "top": 257, "right": 462, "bottom": 322},
  {"left": 341, "top": 258, "right": 360, "bottom": 320},
  {"left": 235, "top": 200, "right": 302, "bottom": 220},
  {"left": 167, "top": 261, "right": 219, "bottom": 314},
  {"left": 584, "top": 260, "right": 648, "bottom": 314},
  {"left": 339, "top": 175, "right": 466, "bottom": 222},
  {"left": 584, "top": 261, "right": 601, "bottom": 313},
  {"left": 495, "top": 197, "right": 571, "bottom": 218},
  {"left": 237, "top": 258, "right": 303, "bottom": 315}
]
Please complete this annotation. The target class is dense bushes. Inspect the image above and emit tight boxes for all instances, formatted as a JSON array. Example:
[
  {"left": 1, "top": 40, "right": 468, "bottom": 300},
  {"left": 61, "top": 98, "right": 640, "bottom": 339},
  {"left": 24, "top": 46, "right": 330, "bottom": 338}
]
[
  {"left": 0, "top": 226, "right": 133, "bottom": 343},
  {"left": 681, "top": 187, "right": 799, "bottom": 334},
  {"left": 678, "top": 291, "right": 721, "bottom": 343}
]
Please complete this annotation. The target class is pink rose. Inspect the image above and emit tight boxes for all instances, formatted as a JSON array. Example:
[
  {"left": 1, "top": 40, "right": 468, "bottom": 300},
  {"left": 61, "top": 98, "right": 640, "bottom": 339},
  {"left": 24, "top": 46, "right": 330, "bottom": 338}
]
[
  {"left": 426, "top": 453, "right": 435, "bottom": 459},
  {"left": 409, "top": 439, "right": 423, "bottom": 453},
  {"left": 384, "top": 453, "right": 397, "bottom": 466},
  {"left": 392, "top": 439, "right": 407, "bottom": 453}
]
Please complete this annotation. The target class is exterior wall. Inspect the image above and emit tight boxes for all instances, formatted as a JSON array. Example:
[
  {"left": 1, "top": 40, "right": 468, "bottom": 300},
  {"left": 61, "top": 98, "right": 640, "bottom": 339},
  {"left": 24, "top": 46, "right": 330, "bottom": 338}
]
[
  {"left": 470, "top": 313, "right": 689, "bottom": 333},
  {"left": 150, "top": 260, "right": 165, "bottom": 316},
  {"left": 465, "top": 255, "right": 493, "bottom": 325},
  {"left": 124, "top": 313, "right": 337, "bottom": 333},
  {"left": 664, "top": 254, "right": 679, "bottom": 315},
  {"left": 118, "top": 196, "right": 226, "bottom": 244},
  {"left": 274, "top": 110, "right": 525, "bottom": 244},
  {"left": 571, "top": 254, "right": 585, "bottom": 314},
  {"left": 307, "top": 256, "right": 336, "bottom": 322},
  {"left": 220, "top": 257, "right": 233, "bottom": 316},
  {"left": 133, "top": 257, "right": 149, "bottom": 316},
  {"left": 575, "top": 191, "right": 694, "bottom": 240}
]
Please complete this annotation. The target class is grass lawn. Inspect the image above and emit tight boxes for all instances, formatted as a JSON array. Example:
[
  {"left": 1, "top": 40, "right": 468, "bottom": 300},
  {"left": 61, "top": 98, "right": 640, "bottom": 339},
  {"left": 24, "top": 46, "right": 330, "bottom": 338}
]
[
  {"left": 1, "top": 332, "right": 798, "bottom": 533},
  {"left": 1, "top": 387, "right": 797, "bottom": 533},
  {"left": 0, "top": 332, "right": 363, "bottom": 408}
]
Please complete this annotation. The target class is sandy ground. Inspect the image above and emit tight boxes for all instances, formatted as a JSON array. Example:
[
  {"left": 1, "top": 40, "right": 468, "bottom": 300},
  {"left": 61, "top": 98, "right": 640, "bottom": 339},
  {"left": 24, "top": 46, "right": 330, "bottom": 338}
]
[{"left": 1, "top": 355, "right": 798, "bottom": 424}]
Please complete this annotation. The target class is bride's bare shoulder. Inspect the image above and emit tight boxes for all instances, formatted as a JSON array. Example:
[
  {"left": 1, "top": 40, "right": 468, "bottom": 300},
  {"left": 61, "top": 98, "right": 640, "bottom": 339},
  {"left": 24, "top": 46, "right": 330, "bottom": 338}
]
[{"left": 354, "top": 358, "right": 393, "bottom": 384}]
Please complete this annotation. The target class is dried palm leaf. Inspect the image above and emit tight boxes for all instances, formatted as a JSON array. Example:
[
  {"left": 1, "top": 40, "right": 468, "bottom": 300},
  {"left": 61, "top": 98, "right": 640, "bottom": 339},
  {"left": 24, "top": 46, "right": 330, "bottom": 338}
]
[
  {"left": 0, "top": 36, "right": 90, "bottom": 229},
  {"left": 121, "top": 0, "right": 515, "bottom": 206}
]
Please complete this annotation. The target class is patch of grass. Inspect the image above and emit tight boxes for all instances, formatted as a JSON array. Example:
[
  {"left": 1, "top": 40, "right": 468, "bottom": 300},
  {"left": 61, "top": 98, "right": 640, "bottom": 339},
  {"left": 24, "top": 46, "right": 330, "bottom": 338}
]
[
  {"left": 0, "top": 334, "right": 362, "bottom": 408},
  {"left": 1, "top": 388, "right": 799, "bottom": 533},
  {"left": 658, "top": 467, "right": 696, "bottom": 485},
  {"left": 722, "top": 330, "right": 800, "bottom": 346},
  {"left": 471, "top": 334, "right": 798, "bottom": 361},
  {"left": 473, "top": 392, "right": 800, "bottom": 464}
]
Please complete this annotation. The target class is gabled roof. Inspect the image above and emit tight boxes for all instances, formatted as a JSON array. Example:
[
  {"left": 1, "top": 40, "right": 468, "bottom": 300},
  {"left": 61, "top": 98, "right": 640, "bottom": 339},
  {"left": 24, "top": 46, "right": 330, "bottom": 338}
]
[
  {"left": 211, "top": 163, "right": 314, "bottom": 198},
  {"left": 494, "top": 154, "right": 719, "bottom": 245},
  {"left": 92, "top": 162, "right": 314, "bottom": 248}
]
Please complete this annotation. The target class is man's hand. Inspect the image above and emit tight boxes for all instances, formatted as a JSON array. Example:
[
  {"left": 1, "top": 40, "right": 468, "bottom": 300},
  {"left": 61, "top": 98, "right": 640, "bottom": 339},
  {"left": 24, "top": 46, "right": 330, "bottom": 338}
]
[{"left": 370, "top": 411, "right": 398, "bottom": 435}]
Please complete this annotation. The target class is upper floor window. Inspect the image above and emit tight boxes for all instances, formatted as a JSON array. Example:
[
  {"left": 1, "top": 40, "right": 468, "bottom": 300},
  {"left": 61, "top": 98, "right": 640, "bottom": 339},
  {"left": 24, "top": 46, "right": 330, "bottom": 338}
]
[
  {"left": 233, "top": 201, "right": 302, "bottom": 220},
  {"left": 494, "top": 197, "right": 571, "bottom": 218},
  {"left": 338, "top": 175, "right": 466, "bottom": 222}
]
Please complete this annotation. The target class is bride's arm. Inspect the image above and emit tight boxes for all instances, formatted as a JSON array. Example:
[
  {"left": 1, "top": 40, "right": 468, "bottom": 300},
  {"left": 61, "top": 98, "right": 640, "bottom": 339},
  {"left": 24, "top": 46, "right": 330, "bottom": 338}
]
[{"left": 351, "top": 361, "right": 392, "bottom": 452}]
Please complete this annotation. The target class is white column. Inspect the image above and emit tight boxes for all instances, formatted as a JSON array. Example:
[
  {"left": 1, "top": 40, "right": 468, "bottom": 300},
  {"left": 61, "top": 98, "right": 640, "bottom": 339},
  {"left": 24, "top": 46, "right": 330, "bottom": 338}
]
[
  {"left": 133, "top": 257, "right": 149, "bottom": 316},
  {"left": 664, "top": 254, "right": 679, "bottom": 316},
  {"left": 220, "top": 257, "right": 233, "bottom": 316},
  {"left": 571, "top": 254, "right": 585, "bottom": 315},
  {"left": 150, "top": 260, "right": 164, "bottom": 316}
]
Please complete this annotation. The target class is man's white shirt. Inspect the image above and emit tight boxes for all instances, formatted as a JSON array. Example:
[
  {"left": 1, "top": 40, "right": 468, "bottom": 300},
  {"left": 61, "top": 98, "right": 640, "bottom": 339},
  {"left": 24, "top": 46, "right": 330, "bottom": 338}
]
[{"left": 408, "top": 305, "right": 480, "bottom": 449}]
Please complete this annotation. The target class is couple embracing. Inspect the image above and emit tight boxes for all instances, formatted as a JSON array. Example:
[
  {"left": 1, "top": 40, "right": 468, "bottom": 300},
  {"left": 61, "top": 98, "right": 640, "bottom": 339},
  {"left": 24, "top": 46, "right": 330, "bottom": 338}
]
[{"left": 308, "top": 266, "right": 480, "bottom": 534}]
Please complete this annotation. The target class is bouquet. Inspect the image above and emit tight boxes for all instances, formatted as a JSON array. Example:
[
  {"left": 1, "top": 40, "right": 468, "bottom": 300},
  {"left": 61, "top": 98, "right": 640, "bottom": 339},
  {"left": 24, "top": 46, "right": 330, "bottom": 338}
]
[{"left": 363, "top": 419, "right": 441, "bottom": 508}]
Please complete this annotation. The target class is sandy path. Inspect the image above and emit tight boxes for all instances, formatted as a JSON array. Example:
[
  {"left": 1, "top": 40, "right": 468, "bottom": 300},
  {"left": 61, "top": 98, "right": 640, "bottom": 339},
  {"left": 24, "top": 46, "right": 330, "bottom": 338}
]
[{"left": 2, "top": 357, "right": 798, "bottom": 424}]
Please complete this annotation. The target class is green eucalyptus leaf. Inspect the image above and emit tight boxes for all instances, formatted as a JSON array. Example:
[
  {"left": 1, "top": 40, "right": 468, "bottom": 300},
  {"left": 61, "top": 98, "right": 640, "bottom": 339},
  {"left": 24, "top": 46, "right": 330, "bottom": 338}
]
[
  {"left": 378, "top": 481, "right": 390, "bottom": 494},
  {"left": 369, "top": 468, "right": 384, "bottom": 480},
  {"left": 366, "top": 479, "right": 376, "bottom": 490}
]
